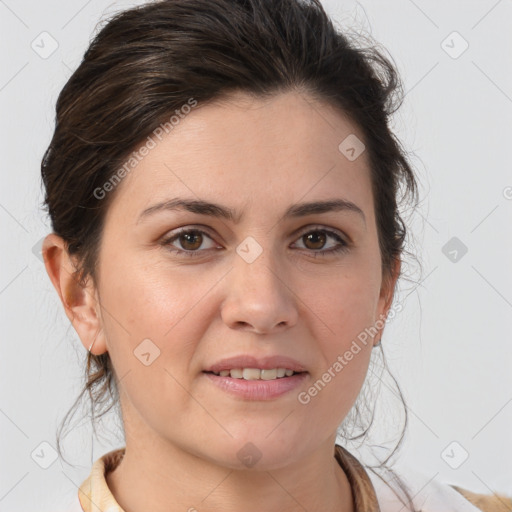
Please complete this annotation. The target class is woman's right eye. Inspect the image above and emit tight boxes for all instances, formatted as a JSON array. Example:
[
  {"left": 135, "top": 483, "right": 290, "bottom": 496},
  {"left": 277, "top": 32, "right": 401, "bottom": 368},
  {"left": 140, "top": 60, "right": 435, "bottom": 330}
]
[{"left": 161, "top": 228, "right": 218, "bottom": 258}]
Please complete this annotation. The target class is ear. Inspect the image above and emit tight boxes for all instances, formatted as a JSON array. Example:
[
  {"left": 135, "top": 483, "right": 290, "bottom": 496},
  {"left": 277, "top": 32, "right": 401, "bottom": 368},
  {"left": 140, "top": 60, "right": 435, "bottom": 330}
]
[
  {"left": 42, "top": 233, "right": 107, "bottom": 355},
  {"left": 375, "top": 257, "right": 401, "bottom": 344}
]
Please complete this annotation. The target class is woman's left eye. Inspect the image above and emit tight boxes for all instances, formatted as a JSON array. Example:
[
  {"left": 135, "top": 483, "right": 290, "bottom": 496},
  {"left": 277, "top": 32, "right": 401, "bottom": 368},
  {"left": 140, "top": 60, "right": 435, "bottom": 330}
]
[
  {"left": 291, "top": 228, "right": 348, "bottom": 256},
  {"left": 160, "top": 226, "right": 349, "bottom": 258}
]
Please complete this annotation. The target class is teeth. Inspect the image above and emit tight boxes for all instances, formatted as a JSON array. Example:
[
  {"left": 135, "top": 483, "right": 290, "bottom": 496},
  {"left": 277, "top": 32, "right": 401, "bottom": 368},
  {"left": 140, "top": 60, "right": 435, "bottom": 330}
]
[
  {"left": 243, "top": 368, "right": 261, "bottom": 380},
  {"left": 212, "top": 368, "right": 299, "bottom": 380},
  {"left": 260, "top": 369, "right": 277, "bottom": 380}
]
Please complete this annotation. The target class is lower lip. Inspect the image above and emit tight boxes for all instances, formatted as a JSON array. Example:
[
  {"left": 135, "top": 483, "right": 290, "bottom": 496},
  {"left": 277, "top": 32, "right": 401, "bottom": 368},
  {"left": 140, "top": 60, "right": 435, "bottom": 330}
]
[{"left": 203, "top": 372, "right": 308, "bottom": 400}]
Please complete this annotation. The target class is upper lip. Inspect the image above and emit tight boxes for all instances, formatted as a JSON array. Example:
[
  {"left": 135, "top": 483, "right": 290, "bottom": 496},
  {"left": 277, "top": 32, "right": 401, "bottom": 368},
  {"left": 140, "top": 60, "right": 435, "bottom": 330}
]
[{"left": 204, "top": 355, "right": 307, "bottom": 373}]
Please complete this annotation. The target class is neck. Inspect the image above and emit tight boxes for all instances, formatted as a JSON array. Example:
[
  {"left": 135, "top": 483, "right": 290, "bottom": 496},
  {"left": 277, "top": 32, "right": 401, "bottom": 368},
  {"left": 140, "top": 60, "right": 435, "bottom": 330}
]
[{"left": 106, "top": 427, "right": 354, "bottom": 512}]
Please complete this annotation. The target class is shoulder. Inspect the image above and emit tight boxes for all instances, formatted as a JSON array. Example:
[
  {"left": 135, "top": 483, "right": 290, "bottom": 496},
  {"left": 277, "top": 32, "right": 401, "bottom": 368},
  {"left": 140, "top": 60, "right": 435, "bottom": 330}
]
[
  {"left": 450, "top": 485, "right": 512, "bottom": 512},
  {"left": 366, "top": 463, "right": 512, "bottom": 512}
]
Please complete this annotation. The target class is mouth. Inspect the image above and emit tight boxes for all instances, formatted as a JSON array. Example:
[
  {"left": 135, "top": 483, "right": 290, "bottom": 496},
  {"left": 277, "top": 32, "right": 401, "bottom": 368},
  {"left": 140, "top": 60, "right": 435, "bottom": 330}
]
[
  {"left": 202, "top": 368, "right": 308, "bottom": 400},
  {"left": 202, "top": 354, "right": 308, "bottom": 400}
]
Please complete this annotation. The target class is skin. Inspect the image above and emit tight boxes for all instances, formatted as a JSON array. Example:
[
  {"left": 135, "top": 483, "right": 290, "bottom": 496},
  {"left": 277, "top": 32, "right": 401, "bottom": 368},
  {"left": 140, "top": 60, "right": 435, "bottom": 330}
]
[{"left": 43, "top": 90, "right": 399, "bottom": 512}]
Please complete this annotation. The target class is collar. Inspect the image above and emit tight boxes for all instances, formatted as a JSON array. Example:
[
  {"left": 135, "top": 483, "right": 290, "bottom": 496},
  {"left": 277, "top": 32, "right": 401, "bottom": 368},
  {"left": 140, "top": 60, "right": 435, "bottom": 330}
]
[
  {"left": 78, "top": 444, "right": 380, "bottom": 511},
  {"left": 78, "top": 447, "right": 125, "bottom": 512},
  {"left": 334, "top": 444, "right": 381, "bottom": 511}
]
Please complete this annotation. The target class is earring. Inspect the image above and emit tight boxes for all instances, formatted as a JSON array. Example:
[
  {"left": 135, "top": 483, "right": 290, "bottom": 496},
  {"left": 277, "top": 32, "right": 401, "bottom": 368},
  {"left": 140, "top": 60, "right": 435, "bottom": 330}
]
[{"left": 88, "top": 338, "right": 96, "bottom": 353}]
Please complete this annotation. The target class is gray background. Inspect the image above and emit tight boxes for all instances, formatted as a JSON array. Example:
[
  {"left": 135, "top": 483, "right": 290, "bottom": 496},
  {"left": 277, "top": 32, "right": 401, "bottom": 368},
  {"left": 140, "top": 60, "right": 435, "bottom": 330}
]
[{"left": 0, "top": 0, "right": 511, "bottom": 509}]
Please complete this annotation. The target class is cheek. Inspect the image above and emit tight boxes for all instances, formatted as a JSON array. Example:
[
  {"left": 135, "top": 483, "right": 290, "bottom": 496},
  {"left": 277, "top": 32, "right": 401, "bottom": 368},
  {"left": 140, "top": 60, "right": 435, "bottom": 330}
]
[
  {"left": 96, "top": 262, "right": 210, "bottom": 436},
  {"left": 303, "top": 316, "right": 374, "bottom": 431},
  {"left": 97, "top": 252, "right": 232, "bottom": 402},
  {"left": 100, "top": 249, "right": 214, "bottom": 340},
  {"left": 95, "top": 252, "right": 197, "bottom": 389},
  {"left": 299, "top": 267, "right": 378, "bottom": 416},
  {"left": 308, "top": 264, "right": 381, "bottom": 345}
]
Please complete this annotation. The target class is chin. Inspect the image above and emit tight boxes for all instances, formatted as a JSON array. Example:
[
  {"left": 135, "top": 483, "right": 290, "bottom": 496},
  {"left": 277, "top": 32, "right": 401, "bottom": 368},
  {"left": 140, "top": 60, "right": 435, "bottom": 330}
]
[{"left": 201, "top": 435, "right": 305, "bottom": 471}]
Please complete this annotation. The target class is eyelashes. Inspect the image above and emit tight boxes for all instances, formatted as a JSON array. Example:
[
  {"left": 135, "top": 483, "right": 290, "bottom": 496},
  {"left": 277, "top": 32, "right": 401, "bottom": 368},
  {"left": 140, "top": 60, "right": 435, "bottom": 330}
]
[{"left": 160, "top": 225, "right": 350, "bottom": 259}]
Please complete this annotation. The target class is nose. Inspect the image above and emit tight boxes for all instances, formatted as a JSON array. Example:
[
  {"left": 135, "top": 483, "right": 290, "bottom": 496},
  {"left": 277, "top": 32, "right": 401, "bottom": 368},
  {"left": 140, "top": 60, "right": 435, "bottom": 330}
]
[{"left": 220, "top": 247, "right": 299, "bottom": 335}]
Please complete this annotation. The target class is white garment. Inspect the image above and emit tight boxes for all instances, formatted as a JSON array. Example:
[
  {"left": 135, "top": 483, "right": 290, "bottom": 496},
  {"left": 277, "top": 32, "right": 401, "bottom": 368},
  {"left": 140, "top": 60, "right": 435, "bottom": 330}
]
[
  {"left": 60, "top": 496, "right": 84, "bottom": 512},
  {"left": 367, "top": 463, "right": 482, "bottom": 512}
]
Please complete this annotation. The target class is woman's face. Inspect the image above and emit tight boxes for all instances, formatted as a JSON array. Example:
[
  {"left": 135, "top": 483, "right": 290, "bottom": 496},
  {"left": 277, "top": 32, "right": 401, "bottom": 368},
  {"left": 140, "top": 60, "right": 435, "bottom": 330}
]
[{"left": 75, "top": 90, "right": 397, "bottom": 469}]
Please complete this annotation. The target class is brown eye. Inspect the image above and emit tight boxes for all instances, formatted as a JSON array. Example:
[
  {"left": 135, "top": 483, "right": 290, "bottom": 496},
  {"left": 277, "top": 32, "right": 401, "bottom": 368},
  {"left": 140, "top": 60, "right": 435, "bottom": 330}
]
[
  {"left": 179, "top": 231, "right": 203, "bottom": 250},
  {"left": 161, "top": 228, "right": 218, "bottom": 257},
  {"left": 302, "top": 231, "right": 327, "bottom": 250},
  {"left": 292, "top": 228, "right": 349, "bottom": 257}
]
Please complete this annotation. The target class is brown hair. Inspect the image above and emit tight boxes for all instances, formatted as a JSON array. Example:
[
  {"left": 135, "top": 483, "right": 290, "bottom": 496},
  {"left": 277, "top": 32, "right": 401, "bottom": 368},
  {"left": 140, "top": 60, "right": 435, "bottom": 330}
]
[{"left": 40, "top": 0, "right": 421, "bottom": 507}]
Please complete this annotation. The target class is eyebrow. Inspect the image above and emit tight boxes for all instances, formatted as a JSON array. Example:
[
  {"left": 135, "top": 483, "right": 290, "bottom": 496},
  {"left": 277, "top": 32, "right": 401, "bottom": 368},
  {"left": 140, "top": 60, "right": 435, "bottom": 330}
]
[{"left": 137, "top": 197, "right": 366, "bottom": 226}]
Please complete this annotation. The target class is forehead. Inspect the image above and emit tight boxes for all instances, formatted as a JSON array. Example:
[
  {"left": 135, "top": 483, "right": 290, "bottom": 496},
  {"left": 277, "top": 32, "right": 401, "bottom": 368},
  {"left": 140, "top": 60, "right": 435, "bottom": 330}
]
[{"left": 105, "top": 90, "right": 373, "bottom": 225}]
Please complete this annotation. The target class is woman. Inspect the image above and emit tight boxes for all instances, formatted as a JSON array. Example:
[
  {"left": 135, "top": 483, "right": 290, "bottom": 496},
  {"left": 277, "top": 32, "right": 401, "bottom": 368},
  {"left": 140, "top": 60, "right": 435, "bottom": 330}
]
[{"left": 40, "top": 0, "right": 512, "bottom": 510}]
